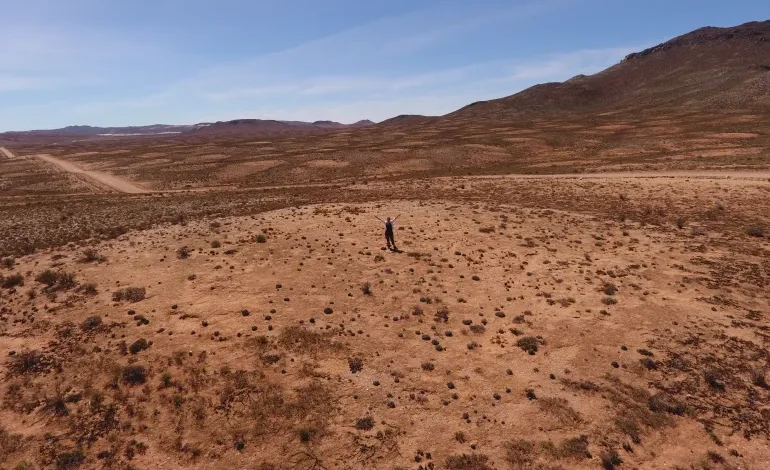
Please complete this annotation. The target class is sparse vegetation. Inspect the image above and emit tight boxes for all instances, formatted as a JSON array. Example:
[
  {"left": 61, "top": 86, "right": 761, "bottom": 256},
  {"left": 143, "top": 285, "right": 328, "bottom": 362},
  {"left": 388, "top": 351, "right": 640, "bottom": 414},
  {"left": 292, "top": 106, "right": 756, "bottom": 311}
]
[
  {"left": 34, "top": 270, "right": 76, "bottom": 290},
  {"left": 445, "top": 453, "right": 491, "bottom": 470},
  {"left": 355, "top": 416, "right": 374, "bottom": 430},
  {"left": 112, "top": 286, "right": 146, "bottom": 302},
  {"left": 1, "top": 273, "right": 23, "bottom": 288},
  {"left": 81, "top": 248, "right": 105, "bottom": 263},
  {"left": 122, "top": 365, "right": 148, "bottom": 385},
  {"left": 516, "top": 336, "right": 540, "bottom": 354},
  {"left": 348, "top": 357, "right": 363, "bottom": 374},
  {"left": 746, "top": 225, "right": 765, "bottom": 237},
  {"left": 81, "top": 315, "right": 102, "bottom": 330}
]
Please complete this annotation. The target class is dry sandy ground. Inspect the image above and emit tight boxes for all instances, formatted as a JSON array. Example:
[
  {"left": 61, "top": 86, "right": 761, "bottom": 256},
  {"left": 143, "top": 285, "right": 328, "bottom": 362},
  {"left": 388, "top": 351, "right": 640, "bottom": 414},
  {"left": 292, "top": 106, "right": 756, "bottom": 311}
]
[
  {"left": 36, "top": 154, "right": 151, "bottom": 194},
  {"left": 1, "top": 188, "right": 769, "bottom": 470}
]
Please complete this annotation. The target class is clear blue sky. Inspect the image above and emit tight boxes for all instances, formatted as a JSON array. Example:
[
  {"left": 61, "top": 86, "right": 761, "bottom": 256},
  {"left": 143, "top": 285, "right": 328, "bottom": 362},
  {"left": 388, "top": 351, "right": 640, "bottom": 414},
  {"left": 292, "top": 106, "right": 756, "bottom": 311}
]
[{"left": 1, "top": 0, "right": 767, "bottom": 131}]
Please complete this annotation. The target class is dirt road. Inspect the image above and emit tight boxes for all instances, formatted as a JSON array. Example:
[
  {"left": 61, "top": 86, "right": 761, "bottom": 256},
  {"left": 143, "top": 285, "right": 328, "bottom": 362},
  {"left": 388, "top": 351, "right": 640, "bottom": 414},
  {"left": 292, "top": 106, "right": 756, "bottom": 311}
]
[
  {"left": 0, "top": 147, "right": 17, "bottom": 159},
  {"left": 36, "top": 154, "right": 151, "bottom": 194}
]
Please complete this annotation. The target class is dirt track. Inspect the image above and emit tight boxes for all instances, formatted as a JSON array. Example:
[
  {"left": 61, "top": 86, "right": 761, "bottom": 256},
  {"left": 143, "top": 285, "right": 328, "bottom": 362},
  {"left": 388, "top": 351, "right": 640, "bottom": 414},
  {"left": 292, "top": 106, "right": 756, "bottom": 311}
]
[
  {"left": 0, "top": 147, "right": 17, "bottom": 159},
  {"left": 36, "top": 154, "right": 151, "bottom": 194}
]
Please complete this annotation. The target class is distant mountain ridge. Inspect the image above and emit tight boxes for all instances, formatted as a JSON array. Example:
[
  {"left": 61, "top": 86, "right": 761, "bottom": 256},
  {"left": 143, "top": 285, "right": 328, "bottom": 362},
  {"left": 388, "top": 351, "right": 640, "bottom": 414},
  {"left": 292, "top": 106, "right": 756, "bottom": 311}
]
[{"left": 446, "top": 19, "right": 770, "bottom": 121}]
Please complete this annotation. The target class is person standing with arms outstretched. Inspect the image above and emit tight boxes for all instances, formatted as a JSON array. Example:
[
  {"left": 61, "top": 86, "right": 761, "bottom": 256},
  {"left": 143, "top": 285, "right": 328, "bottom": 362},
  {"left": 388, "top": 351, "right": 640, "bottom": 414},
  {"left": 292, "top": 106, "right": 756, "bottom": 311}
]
[{"left": 376, "top": 214, "right": 400, "bottom": 251}]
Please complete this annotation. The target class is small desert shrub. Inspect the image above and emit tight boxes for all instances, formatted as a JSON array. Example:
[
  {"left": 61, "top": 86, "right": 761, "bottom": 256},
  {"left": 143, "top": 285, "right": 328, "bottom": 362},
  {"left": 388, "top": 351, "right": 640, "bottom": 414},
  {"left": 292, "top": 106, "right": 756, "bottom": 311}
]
[
  {"left": 348, "top": 357, "right": 363, "bottom": 374},
  {"left": 675, "top": 216, "right": 686, "bottom": 229},
  {"left": 80, "top": 315, "right": 102, "bottom": 331},
  {"left": 601, "top": 296, "right": 617, "bottom": 305},
  {"left": 469, "top": 324, "right": 486, "bottom": 334},
  {"left": 7, "top": 350, "right": 50, "bottom": 375},
  {"left": 129, "top": 338, "right": 150, "bottom": 355},
  {"left": 600, "top": 449, "right": 623, "bottom": 470},
  {"left": 161, "top": 372, "right": 173, "bottom": 388},
  {"left": 35, "top": 270, "right": 76, "bottom": 290},
  {"left": 0, "top": 256, "right": 14, "bottom": 269},
  {"left": 279, "top": 326, "right": 343, "bottom": 356},
  {"left": 298, "top": 427, "right": 314, "bottom": 443},
  {"left": 361, "top": 282, "right": 372, "bottom": 295},
  {"left": 445, "top": 453, "right": 491, "bottom": 470},
  {"left": 211, "top": 240, "right": 221, "bottom": 248},
  {"left": 538, "top": 397, "right": 582, "bottom": 426},
  {"left": 516, "top": 336, "right": 540, "bottom": 354},
  {"left": 256, "top": 233, "right": 267, "bottom": 243},
  {"left": 1, "top": 273, "right": 23, "bottom": 288},
  {"left": 434, "top": 306, "right": 449, "bottom": 322},
  {"left": 122, "top": 365, "right": 148, "bottom": 385},
  {"left": 81, "top": 248, "right": 105, "bottom": 263},
  {"left": 746, "top": 225, "right": 766, "bottom": 238},
  {"left": 750, "top": 368, "right": 769, "bottom": 389},
  {"left": 648, "top": 393, "right": 686, "bottom": 415},
  {"left": 113, "top": 287, "right": 146, "bottom": 302},
  {"left": 602, "top": 282, "right": 618, "bottom": 295},
  {"left": 82, "top": 282, "right": 99, "bottom": 295},
  {"left": 704, "top": 369, "right": 725, "bottom": 390},
  {"left": 421, "top": 362, "right": 435, "bottom": 371},
  {"left": 177, "top": 246, "right": 190, "bottom": 259},
  {"left": 55, "top": 449, "right": 85, "bottom": 469},
  {"left": 355, "top": 416, "right": 374, "bottom": 430},
  {"left": 35, "top": 269, "right": 59, "bottom": 287},
  {"left": 479, "top": 226, "right": 495, "bottom": 233}
]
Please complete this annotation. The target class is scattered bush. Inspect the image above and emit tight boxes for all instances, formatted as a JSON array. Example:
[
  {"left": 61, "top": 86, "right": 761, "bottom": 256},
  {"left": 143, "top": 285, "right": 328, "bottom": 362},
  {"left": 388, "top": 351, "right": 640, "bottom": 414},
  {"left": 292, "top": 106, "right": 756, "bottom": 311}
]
[
  {"left": 0, "top": 256, "right": 14, "bottom": 269},
  {"left": 747, "top": 225, "right": 766, "bottom": 237},
  {"left": 298, "top": 427, "right": 314, "bottom": 443},
  {"left": 675, "top": 216, "right": 686, "bottom": 229},
  {"left": 1, "top": 273, "right": 24, "bottom": 289},
  {"left": 361, "top": 282, "right": 372, "bottom": 295},
  {"left": 81, "top": 283, "right": 98, "bottom": 296},
  {"left": 355, "top": 416, "right": 374, "bottom": 430},
  {"left": 161, "top": 372, "right": 173, "bottom": 388},
  {"left": 35, "top": 269, "right": 58, "bottom": 287},
  {"left": 434, "top": 306, "right": 449, "bottom": 322},
  {"left": 348, "top": 357, "right": 363, "bottom": 374},
  {"left": 55, "top": 449, "right": 85, "bottom": 469},
  {"left": 602, "top": 282, "right": 618, "bottom": 295},
  {"left": 421, "top": 362, "right": 435, "bottom": 371},
  {"left": 113, "top": 287, "right": 146, "bottom": 302},
  {"left": 81, "top": 248, "right": 105, "bottom": 263},
  {"left": 211, "top": 240, "right": 221, "bottom": 248},
  {"left": 129, "top": 338, "right": 150, "bottom": 355},
  {"left": 34, "top": 270, "right": 76, "bottom": 290},
  {"left": 600, "top": 449, "right": 623, "bottom": 470},
  {"left": 469, "top": 324, "right": 486, "bottom": 334},
  {"left": 256, "top": 234, "right": 267, "bottom": 243},
  {"left": 122, "top": 365, "right": 148, "bottom": 385},
  {"left": 648, "top": 393, "right": 686, "bottom": 415},
  {"left": 516, "top": 336, "right": 540, "bottom": 354},
  {"left": 704, "top": 369, "right": 725, "bottom": 390},
  {"left": 177, "top": 246, "right": 190, "bottom": 259},
  {"left": 80, "top": 315, "right": 102, "bottom": 331},
  {"left": 601, "top": 296, "right": 618, "bottom": 305},
  {"left": 751, "top": 368, "right": 769, "bottom": 389},
  {"left": 7, "top": 350, "right": 50, "bottom": 375},
  {"left": 445, "top": 453, "right": 491, "bottom": 470}
]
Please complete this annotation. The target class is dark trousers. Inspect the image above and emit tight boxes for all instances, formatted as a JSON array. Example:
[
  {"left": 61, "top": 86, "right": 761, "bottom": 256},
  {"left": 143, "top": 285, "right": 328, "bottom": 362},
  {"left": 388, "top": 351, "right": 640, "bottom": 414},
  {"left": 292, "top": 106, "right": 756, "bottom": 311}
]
[{"left": 385, "top": 230, "right": 396, "bottom": 248}]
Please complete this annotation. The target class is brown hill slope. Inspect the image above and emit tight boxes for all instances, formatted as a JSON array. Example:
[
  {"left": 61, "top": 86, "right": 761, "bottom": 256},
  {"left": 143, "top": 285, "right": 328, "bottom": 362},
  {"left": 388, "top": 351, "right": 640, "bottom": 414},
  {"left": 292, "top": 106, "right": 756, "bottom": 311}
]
[{"left": 448, "top": 20, "right": 770, "bottom": 120}]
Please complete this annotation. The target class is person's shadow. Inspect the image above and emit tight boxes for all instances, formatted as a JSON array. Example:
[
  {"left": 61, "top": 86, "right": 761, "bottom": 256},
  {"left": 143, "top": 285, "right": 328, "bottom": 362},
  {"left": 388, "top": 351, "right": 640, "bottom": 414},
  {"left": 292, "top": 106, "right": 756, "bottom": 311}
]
[{"left": 390, "top": 248, "right": 403, "bottom": 253}]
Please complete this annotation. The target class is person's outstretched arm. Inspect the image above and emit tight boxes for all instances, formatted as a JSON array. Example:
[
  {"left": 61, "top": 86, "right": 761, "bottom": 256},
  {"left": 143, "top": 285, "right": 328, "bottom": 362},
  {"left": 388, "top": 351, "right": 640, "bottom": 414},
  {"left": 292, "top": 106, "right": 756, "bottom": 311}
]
[
  {"left": 393, "top": 214, "right": 402, "bottom": 221},
  {"left": 375, "top": 216, "right": 385, "bottom": 224}
]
